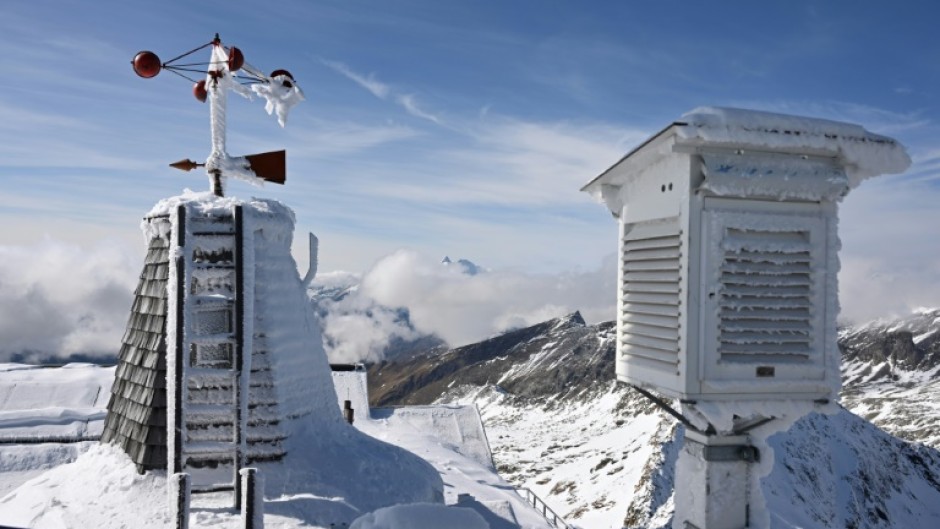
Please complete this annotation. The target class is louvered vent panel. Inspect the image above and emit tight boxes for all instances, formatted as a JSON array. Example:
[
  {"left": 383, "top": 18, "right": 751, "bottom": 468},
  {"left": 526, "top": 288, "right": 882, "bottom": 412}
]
[
  {"left": 718, "top": 228, "right": 814, "bottom": 362},
  {"left": 621, "top": 221, "right": 681, "bottom": 369}
]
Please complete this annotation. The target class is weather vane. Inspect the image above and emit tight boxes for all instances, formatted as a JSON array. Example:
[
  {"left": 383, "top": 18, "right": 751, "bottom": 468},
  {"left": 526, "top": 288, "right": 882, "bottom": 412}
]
[{"left": 132, "top": 34, "right": 304, "bottom": 197}]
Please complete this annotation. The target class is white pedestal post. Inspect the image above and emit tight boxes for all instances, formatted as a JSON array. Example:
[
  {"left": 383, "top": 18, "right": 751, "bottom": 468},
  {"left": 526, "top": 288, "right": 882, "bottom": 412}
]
[
  {"left": 240, "top": 467, "right": 264, "bottom": 529},
  {"left": 169, "top": 472, "right": 191, "bottom": 529},
  {"left": 673, "top": 430, "right": 759, "bottom": 529}
]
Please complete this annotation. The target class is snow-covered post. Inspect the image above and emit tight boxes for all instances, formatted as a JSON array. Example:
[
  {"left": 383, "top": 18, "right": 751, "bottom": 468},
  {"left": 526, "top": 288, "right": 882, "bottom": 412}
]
[
  {"left": 240, "top": 467, "right": 264, "bottom": 529},
  {"left": 167, "top": 204, "right": 188, "bottom": 476},
  {"left": 169, "top": 472, "right": 191, "bottom": 529},
  {"left": 674, "top": 431, "right": 758, "bottom": 529},
  {"left": 207, "top": 38, "right": 229, "bottom": 197},
  {"left": 233, "top": 204, "right": 250, "bottom": 510}
]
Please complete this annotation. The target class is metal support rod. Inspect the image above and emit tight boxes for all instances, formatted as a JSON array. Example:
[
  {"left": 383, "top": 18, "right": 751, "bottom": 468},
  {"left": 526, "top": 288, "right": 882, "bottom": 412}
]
[
  {"left": 629, "top": 384, "right": 715, "bottom": 436},
  {"left": 173, "top": 205, "right": 187, "bottom": 475},
  {"left": 211, "top": 170, "right": 224, "bottom": 197}
]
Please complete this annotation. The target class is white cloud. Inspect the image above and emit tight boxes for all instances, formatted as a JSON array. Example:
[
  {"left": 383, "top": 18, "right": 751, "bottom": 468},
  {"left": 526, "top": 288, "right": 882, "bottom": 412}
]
[
  {"left": 317, "top": 287, "right": 424, "bottom": 364},
  {"left": 396, "top": 94, "right": 442, "bottom": 124},
  {"left": 0, "top": 239, "right": 138, "bottom": 362},
  {"left": 315, "top": 250, "right": 617, "bottom": 362},
  {"left": 365, "top": 117, "right": 647, "bottom": 207},
  {"left": 322, "top": 60, "right": 391, "bottom": 99},
  {"left": 286, "top": 119, "right": 420, "bottom": 158},
  {"left": 323, "top": 60, "right": 445, "bottom": 126},
  {"left": 836, "top": 178, "right": 940, "bottom": 324}
]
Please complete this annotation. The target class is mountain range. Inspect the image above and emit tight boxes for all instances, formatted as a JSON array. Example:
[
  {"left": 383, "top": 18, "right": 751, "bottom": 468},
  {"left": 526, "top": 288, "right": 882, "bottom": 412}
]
[{"left": 364, "top": 308, "right": 940, "bottom": 529}]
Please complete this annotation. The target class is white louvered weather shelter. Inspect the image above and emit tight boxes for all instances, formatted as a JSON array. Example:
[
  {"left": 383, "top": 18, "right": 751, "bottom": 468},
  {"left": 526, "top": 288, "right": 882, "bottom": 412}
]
[{"left": 582, "top": 107, "right": 910, "bottom": 403}]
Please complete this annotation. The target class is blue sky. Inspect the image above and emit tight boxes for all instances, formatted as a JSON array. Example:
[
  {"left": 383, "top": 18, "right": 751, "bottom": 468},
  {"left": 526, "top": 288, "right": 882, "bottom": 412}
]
[{"left": 2, "top": 0, "right": 940, "bottom": 357}]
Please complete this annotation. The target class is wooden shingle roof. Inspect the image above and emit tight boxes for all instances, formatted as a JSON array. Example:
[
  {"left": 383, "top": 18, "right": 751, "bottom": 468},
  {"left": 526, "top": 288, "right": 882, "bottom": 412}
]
[{"left": 100, "top": 234, "right": 169, "bottom": 473}]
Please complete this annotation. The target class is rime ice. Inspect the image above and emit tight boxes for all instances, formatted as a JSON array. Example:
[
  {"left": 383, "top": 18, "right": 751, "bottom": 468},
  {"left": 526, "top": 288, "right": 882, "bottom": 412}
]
[{"left": 582, "top": 106, "right": 911, "bottom": 529}]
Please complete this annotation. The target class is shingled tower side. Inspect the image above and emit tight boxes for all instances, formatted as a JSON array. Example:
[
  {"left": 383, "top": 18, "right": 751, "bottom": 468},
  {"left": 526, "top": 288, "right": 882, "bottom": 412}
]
[{"left": 100, "top": 220, "right": 170, "bottom": 473}]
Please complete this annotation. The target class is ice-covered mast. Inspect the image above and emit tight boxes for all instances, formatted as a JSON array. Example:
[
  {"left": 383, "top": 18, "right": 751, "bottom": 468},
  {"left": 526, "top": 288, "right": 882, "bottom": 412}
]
[{"left": 132, "top": 33, "right": 305, "bottom": 196}]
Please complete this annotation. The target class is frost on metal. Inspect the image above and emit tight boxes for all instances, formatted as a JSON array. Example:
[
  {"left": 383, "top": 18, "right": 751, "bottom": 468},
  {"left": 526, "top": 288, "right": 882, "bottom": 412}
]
[
  {"left": 102, "top": 191, "right": 443, "bottom": 523},
  {"left": 677, "top": 106, "right": 911, "bottom": 189},
  {"left": 581, "top": 107, "right": 911, "bottom": 410}
]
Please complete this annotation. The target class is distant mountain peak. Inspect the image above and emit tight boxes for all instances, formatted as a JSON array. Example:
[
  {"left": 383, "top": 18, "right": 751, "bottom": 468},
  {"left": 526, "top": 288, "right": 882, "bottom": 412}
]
[
  {"left": 560, "top": 310, "right": 586, "bottom": 327},
  {"left": 440, "top": 256, "right": 483, "bottom": 275},
  {"left": 841, "top": 308, "right": 940, "bottom": 385}
]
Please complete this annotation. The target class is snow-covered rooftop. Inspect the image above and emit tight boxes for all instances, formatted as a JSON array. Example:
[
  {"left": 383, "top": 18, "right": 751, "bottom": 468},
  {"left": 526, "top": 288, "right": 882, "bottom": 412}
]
[{"left": 583, "top": 106, "right": 911, "bottom": 196}]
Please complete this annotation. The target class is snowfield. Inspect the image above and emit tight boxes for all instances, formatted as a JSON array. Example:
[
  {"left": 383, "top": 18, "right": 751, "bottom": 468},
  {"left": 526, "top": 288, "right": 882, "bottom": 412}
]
[
  {"left": 0, "top": 363, "right": 550, "bottom": 529},
  {"left": 4, "top": 306, "right": 940, "bottom": 528}
]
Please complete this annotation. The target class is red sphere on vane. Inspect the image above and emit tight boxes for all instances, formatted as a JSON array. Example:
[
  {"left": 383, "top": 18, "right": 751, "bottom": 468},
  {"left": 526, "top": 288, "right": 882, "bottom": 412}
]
[
  {"left": 227, "top": 47, "right": 244, "bottom": 72},
  {"left": 193, "top": 80, "right": 207, "bottom": 103},
  {"left": 270, "top": 69, "right": 294, "bottom": 80},
  {"left": 270, "top": 69, "right": 294, "bottom": 88},
  {"left": 132, "top": 51, "right": 161, "bottom": 78}
]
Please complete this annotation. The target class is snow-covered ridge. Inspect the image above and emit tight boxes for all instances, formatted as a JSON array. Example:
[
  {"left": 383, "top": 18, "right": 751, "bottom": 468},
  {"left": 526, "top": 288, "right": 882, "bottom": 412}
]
[
  {"left": 840, "top": 307, "right": 940, "bottom": 384},
  {"left": 369, "top": 309, "right": 940, "bottom": 528}
]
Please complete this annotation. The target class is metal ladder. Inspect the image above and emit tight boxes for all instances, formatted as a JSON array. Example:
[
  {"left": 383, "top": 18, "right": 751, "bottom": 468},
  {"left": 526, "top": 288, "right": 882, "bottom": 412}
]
[{"left": 172, "top": 204, "right": 248, "bottom": 506}]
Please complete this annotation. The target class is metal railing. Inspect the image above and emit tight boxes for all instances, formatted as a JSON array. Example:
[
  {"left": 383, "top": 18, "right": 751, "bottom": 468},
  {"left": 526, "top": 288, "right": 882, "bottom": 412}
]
[
  {"left": 0, "top": 434, "right": 100, "bottom": 445},
  {"left": 516, "top": 487, "right": 572, "bottom": 529}
]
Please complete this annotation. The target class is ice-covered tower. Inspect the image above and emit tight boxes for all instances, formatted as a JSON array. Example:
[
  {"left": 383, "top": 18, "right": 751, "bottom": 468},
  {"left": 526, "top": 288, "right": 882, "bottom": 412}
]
[
  {"left": 104, "top": 34, "right": 308, "bottom": 484},
  {"left": 582, "top": 107, "right": 910, "bottom": 529},
  {"left": 102, "top": 35, "right": 443, "bottom": 524},
  {"left": 102, "top": 193, "right": 334, "bottom": 484}
]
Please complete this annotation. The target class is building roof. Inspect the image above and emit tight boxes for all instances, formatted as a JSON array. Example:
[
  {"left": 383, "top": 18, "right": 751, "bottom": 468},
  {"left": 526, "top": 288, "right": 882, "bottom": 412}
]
[
  {"left": 100, "top": 233, "right": 169, "bottom": 473},
  {"left": 581, "top": 107, "right": 911, "bottom": 200}
]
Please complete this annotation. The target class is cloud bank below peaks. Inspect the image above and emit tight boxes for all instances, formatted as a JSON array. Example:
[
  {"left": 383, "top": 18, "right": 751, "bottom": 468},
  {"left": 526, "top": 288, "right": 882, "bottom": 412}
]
[
  {"left": 0, "top": 239, "right": 138, "bottom": 363},
  {"left": 312, "top": 250, "right": 617, "bottom": 364}
]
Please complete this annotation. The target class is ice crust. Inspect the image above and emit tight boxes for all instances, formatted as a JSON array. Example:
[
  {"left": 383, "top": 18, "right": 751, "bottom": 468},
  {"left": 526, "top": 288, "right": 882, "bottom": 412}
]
[
  {"left": 678, "top": 107, "right": 911, "bottom": 188},
  {"left": 700, "top": 153, "right": 849, "bottom": 201},
  {"left": 198, "top": 42, "right": 304, "bottom": 188}
]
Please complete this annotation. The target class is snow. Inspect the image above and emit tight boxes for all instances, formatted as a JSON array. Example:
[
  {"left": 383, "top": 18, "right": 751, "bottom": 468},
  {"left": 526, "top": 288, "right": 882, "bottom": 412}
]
[
  {"left": 369, "top": 405, "right": 495, "bottom": 471},
  {"left": 444, "top": 380, "right": 669, "bottom": 529},
  {"left": 700, "top": 152, "right": 849, "bottom": 201},
  {"left": 349, "top": 503, "right": 489, "bottom": 529},
  {"left": 250, "top": 73, "right": 305, "bottom": 128},
  {"left": 192, "top": 40, "right": 304, "bottom": 189},
  {"left": 0, "top": 363, "right": 111, "bottom": 442},
  {"left": 356, "top": 407, "right": 549, "bottom": 528},
  {"left": 4, "top": 309, "right": 940, "bottom": 528},
  {"left": 678, "top": 106, "right": 911, "bottom": 188},
  {"left": 0, "top": 443, "right": 171, "bottom": 529},
  {"left": 331, "top": 369, "right": 370, "bottom": 420},
  {"left": 1, "top": 192, "right": 448, "bottom": 528}
]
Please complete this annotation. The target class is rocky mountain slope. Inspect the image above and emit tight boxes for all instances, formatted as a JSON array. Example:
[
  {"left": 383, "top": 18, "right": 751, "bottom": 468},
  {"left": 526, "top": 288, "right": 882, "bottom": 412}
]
[
  {"left": 840, "top": 308, "right": 940, "bottom": 448},
  {"left": 366, "top": 310, "right": 940, "bottom": 529}
]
